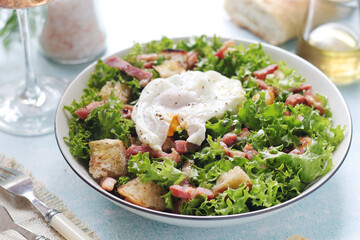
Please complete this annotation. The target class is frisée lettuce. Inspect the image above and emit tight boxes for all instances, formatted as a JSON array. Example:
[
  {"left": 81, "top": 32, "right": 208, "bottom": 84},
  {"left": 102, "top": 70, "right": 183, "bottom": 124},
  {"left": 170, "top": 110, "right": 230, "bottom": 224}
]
[{"left": 64, "top": 35, "right": 345, "bottom": 216}]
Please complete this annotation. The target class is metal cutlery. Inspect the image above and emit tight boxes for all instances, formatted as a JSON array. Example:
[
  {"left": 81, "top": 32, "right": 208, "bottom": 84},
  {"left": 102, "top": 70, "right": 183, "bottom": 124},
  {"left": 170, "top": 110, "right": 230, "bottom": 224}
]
[
  {"left": 0, "top": 166, "right": 93, "bottom": 240},
  {"left": 0, "top": 204, "right": 49, "bottom": 240}
]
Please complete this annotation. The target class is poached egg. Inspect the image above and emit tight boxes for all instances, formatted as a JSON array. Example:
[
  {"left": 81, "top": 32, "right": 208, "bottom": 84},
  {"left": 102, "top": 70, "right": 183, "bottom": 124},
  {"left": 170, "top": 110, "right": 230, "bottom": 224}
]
[{"left": 131, "top": 71, "right": 245, "bottom": 151}]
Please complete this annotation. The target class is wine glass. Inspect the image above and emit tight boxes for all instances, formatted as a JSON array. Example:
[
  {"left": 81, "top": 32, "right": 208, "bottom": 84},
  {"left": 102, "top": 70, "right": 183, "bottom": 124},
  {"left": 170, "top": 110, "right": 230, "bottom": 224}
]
[{"left": 0, "top": 0, "right": 66, "bottom": 136}]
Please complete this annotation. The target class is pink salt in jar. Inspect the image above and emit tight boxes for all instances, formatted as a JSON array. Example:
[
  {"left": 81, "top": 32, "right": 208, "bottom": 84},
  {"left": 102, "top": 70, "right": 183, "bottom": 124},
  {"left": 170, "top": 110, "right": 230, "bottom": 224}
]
[{"left": 39, "top": 0, "right": 106, "bottom": 64}]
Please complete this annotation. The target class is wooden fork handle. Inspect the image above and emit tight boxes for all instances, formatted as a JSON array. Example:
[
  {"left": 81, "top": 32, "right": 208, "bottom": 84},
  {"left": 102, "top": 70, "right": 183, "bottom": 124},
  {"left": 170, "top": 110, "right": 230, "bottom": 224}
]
[{"left": 48, "top": 212, "right": 93, "bottom": 240}]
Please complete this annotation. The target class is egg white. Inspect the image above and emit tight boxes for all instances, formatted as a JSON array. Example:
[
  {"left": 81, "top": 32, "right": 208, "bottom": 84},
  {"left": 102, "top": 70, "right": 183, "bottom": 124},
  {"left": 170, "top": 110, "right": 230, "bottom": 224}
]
[{"left": 131, "top": 71, "right": 245, "bottom": 151}]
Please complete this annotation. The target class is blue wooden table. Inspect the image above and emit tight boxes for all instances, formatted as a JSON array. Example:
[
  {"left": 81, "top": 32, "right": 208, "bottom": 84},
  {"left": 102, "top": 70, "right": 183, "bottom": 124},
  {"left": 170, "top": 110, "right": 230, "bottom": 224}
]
[{"left": 1, "top": 1, "right": 359, "bottom": 239}]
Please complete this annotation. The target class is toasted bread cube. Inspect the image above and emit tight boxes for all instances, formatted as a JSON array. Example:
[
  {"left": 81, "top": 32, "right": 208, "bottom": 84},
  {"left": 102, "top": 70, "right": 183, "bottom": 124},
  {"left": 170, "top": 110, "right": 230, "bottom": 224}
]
[
  {"left": 99, "top": 81, "right": 131, "bottom": 103},
  {"left": 89, "top": 139, "right": 127, "bottom": 180},
  {"left": 153, "top": 60, "right": 185, "bottom": 78},
  {"left": 117, "top": 177, "right": 166, "bottom": 211},
  {"left": 212, "top": 166, "right": 252, "bottom": 196}
]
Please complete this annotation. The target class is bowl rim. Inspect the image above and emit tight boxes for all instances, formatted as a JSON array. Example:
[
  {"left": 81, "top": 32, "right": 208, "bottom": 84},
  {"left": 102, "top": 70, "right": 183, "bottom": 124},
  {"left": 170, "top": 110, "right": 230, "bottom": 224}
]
[{"left": 55, "top": 36, "right": 353, "bottom": 221}]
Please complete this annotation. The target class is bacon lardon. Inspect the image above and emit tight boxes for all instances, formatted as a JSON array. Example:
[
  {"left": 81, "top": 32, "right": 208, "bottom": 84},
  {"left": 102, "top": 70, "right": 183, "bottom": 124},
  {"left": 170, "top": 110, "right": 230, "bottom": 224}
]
[
  {"left": 253, "top": 64, "right": 279, "bottom": 80},
  {"left": 214, "top": 40, "right": 235, "bottom": 59},
  {"left": 74, "top": 100, "right": 106, "bottom": 119},
  {"left": 106, "top": 56, "right": 153, "bottom": 87},
  {"left": 169, "top": 185, "right": 214, "bottom": 200}
]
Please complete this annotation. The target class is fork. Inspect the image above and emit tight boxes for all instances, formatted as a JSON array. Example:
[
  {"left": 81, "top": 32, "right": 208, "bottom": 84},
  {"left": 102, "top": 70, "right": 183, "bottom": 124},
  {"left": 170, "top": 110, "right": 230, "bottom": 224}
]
[
  {"left": 0, "top": 204, "right": 49, "bottom": 240},
  {"left": 0, "top": 166, "right": 93, "bottom": 240}
]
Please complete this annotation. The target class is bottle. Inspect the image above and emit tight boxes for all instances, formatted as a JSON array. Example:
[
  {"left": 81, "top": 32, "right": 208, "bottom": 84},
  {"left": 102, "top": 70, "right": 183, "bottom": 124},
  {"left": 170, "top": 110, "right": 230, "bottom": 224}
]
[
  {"left": 39, "top": 0, "right": 106, "bottom": 64},
  {"left": 296, "top": 0, "right": 360, "bottom": 85}
]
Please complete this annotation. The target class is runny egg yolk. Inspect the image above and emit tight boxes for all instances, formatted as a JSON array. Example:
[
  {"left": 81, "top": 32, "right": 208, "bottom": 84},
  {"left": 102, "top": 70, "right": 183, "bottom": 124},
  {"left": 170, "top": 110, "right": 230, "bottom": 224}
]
[{"left": 167, "top": 115, "right": 181, "bottom": 136}]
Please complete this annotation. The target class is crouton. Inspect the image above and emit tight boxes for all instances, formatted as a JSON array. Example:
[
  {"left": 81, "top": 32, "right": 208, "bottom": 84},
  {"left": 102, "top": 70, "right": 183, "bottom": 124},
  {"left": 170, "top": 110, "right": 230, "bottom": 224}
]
[
  {"left": 153, "top": 60, "right": 185, "bottom": 78},
  {"left": 89, "top": 139, "right": 127, "bottom": 180},
  {"left": 117, "top": 177, "right": 166, "bottom": 211},
  {"left": 99, "top": 81, "right": 131, "bottom": 103},
  {"left": 212, "top": 166, "right": 252, "bottom": 196}
]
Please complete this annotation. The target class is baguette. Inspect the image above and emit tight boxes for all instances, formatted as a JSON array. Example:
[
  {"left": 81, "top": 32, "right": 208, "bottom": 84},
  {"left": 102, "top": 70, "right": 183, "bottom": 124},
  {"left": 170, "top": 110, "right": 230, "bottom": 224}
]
[
  {"left": 224, "top": 0, "right": 351, "bottom": 45},
  {"left": 225, "top": 0, "right": 309, "bottom": 45}
]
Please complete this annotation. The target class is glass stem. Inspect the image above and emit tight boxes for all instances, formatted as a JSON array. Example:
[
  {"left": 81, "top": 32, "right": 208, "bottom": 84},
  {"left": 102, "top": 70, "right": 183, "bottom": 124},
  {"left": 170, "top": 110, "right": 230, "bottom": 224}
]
[{"left": 16, "top": 9, "right": 43, "bottom": 106}]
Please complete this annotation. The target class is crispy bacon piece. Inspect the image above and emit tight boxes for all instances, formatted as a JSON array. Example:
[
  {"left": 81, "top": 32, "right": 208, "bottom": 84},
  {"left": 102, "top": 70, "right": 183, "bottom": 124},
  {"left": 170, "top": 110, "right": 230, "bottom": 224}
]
[
  {"left": 254, "top": 79, "right": 277, "bottom": 98},
  {"left": 106, "top": 56, "right": 153, "bottom": 87},
  {"left": 283, "top": 110, "right": 292, "bottom": 116},
  {"left": 170, "top": 185, "right": 214, "bottom": 200},
  {"left": 238, "top": 128, "right": 251, "bottom": 138},
  {"left": 253, "top": 64, "right": 279, "bottom": 80},
  {"left": 255, "top": 79, "right": 271, "bottom": 90},
  {"left": 74, "top": 100, "right": 106, "bottom": 119},
  {"left": 143, "top": 61, "right": 154, "bottom": 69},
  {"left": 174, "top": 140, "right": 189, "bottom": 154},
  {"left": 121, "top": 105, "right": 133, "bottom": 119},
  {"left": 214, "top": 39, "right": 235, "bottom": 59},
  {"left": 221, "top": 133, "right": 238, "bottom": 146},
  {"left": 100, "top": 177, "right": 117, "bottom": 191},
  {"left": 252, "top": 88, "right": 276, "bottom": 106},
  {"left": 304, "top": 90, "right": 326, "bottom": 115},
  {"left": 286, "top": 86, "right": 326, "bottom": 115},
  {"left": 291, "top": 84, "right": 312, "bottom": 93},
  {"left": 126, "top": 144, "right": 181, "bottom": 163},
  {"left": 187, "top": 51, "right": 198, "bottom": 69},
  {"left": 290, "top": 136, "right": 311, "bottom": 155},
  {"left": 153, "top": 148, "right": 181, "bottom": 163},
  {"left": 243, "top": 143, "right": 258, "bottom": 160},
  {"left": 162, "top": 137, "right": 175, "bottom": 153},
  {"left": 125, "top": 145, "right": 153, "bottom": 159},
  {"left": 173, "top": 140, "right": 200, "bottom": 154},
  {"left": 285, "top": 94, "right": 307, "bottom": 107},
  {"left": 220, "top": 141, "right": 246, "bottom": 158}
]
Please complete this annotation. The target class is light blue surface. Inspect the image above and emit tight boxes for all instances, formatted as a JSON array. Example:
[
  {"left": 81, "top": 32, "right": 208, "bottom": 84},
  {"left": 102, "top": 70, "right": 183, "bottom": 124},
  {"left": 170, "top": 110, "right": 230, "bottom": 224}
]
[{"left": 1, "top": 1, "right": 359, "bottom": 239}]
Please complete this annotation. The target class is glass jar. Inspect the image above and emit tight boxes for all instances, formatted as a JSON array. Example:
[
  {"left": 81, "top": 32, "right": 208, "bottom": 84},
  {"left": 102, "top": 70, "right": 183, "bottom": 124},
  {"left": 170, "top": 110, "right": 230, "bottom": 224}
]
[
  {"left": 296, "top": 0, "right": 360, "bottom": 85},
  {"left": 39, "top": 0, "right": 106, "bottom": 64}
]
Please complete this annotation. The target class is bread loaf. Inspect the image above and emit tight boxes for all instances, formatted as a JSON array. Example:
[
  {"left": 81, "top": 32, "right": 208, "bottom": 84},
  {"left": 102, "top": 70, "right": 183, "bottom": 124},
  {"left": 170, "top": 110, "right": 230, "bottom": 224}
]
[
  {"left": 225, "top": 0, "right": 352, "bottom": 45},
  {"left": 225, "top": 0, "right": 308, "bottom": 45}
]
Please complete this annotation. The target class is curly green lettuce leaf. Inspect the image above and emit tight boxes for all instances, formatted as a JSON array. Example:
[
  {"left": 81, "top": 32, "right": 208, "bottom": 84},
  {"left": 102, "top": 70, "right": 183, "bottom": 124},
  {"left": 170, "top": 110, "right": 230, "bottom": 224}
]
[
  {"left": 87, "top": 59, "right": 141, "bottom": 102},
  {"left": 260, "top": 136, "right": 334, "bottom": 183},
  {"left": 176, "top": 35, "right": 223, "bottom": 58},
  {"left": 196, "top": 43, "right": 272, "bottom": 79},
  {"left": 265, "top": 61, "right": 305, "bottom": 91},
  {"left": 128, "top": 152, "right": 186, "bottom": 188},
  {"left": 191, "top": 136, "right": 226, "bottom": 168},
  {"left": 205, "top": 113, "right": 233, "bottom": 138},
  {"left": 64, "top": 97, "right": 134, "bottom": 160},
  {"left": 290, "top": 104, "right": 344, "bottom": 148},
  {"left": 179, "top": 184, "right": 250, "bottom": 216}
]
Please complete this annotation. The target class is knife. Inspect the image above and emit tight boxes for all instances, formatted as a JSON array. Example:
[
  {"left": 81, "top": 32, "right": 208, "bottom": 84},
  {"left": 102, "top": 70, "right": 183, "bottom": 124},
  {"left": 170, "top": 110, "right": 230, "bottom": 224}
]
[{"left": 0, "top": 204, "right": 49, "bottom": 240}]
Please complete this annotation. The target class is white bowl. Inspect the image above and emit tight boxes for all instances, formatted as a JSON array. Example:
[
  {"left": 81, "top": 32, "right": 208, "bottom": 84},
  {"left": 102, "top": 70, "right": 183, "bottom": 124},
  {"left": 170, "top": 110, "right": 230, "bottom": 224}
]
[{"left": 55, "top": 37, "right": 352, "bottom": 227}]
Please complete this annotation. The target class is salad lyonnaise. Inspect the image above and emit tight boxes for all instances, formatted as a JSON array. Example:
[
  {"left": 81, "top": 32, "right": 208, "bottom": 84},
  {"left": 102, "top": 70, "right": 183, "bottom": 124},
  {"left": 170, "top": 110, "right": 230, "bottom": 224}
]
[{"left": 64, "top": 36, "right": 344, "bottom": 215}]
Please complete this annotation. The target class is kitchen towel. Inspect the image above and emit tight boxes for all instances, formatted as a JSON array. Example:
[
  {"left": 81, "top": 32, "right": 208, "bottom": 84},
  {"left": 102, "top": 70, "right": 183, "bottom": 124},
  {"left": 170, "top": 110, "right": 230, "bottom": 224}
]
[{"left": 0, "top": 154, "right": 100, "bottom": 240}]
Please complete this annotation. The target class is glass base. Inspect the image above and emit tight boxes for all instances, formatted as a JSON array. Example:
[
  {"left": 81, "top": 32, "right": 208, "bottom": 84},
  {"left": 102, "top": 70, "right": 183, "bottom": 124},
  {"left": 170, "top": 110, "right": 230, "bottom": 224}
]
[{"left": 0, "top": 76, "right": 66, "bottom": 136}]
